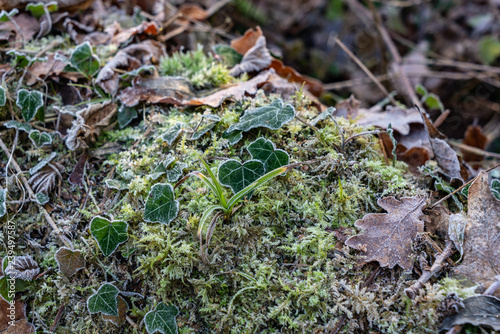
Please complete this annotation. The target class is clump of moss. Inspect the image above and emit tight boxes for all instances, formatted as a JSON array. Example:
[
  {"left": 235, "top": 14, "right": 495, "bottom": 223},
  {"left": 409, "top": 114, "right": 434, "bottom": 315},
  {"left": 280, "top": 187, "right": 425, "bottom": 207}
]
[{"left": 159, "top": 45, "right": 233, "bottom": 89}]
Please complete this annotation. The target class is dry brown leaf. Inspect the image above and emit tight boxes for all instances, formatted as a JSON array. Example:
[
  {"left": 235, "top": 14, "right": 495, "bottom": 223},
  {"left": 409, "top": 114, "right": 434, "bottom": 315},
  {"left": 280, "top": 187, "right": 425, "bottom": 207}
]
[
  {"left": 68, "top": 151, "right": 88, "bottom": 186},
  {"left": 178, "top": 4, "right": 208, "bottom": 22},
  {"left": 269, "top": 59, "right": 324, "bottom": 97},
  {"left": 462, "top": 124, "right": 487, "bottom": 163},
  {"left": 455, "top": 171, "right": 500, "bottom": 297},
  {"left": 0, "top": 295, "right": 26, "bottom": 331},
  {"left": 28, "top": 163, "right": 62, "bottom": 196},
  {"left": 231, "top": 26, "right": 263, "bottom": 55},
  {"left": 4, "top": 255, "right": 39, "bottom": 281},
  {"left": 111, "top": 21, "right": 160, "bottom": 45},
  {"left": 54, "top": 247, "right": 85, "bottom": 277},
  {"left": 120, "top": 69, "right": 273, "bottom": 108},
  {"left": 419, "top": 109, "right": 469, "bottom": 182},
  {"left": 356, "top": 106, "right": 422, "bottom": 136},
  {"left": 345, "top": 196, "right": 427, "bottom": 271},
  {"left": 2, "top": 318, "right": 35, "bottom": 334},
  {"left": 102, "top": 295, "right": 128, "bottom": 326},
  {"left": 230, "top": 35, "right": 272, "bottom": 77}
]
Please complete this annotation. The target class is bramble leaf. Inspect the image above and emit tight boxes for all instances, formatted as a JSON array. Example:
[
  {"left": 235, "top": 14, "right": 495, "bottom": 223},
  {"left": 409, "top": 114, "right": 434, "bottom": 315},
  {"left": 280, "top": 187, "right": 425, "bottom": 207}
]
[
  {"left": 90, "top": 216, "right": 128, "bottom": 257},
  {"left": 144, "top": 183, "right": 179, "bottom": 224},
  {"left": 227, "top": 99, "right": 295, "bottom": 133},
  {"left": 65, "top": 42, "right": 100, "bottom": 78},
  {"left": 55, "top": 247, "right": 85, "bottom": 277},
  {"left": 16, "top": 89, "right": 43, "bottom": 122},
  {"left": 218, "top": 159, "right": 265, "bottom": 194},
  {"left": 144, "top": 302, "right": 179, "bottom": 334},
  {"left": 29, "top": 130, "right": 52, "bottom": 147},
  {"left": 87, "top": 283, "right": 119, "bottom": 316},
  {"left": 247, "top": 137, "right": 289, "bottom": 172},
  {"left": 345, "top": 196, "right": 426, "bottom": 271}
]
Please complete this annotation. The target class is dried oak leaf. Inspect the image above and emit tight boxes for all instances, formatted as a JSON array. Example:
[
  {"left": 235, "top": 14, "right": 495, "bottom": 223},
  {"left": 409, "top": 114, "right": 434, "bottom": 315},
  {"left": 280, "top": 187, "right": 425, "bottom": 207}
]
[
  {"left": 345, "top": 196, "right": 427, "bottom": 271},
  {"left": 229, "top": 35, "right": 272, "bottom": 77},
  {"left": 0, "top": 295, "right": 26, "bottom": 331},
  {"left": 455, "top": 171, "right": 500, "bottom": 297},
  {"left": 4, "top": 255, "right": 40, "bottom": 281},
  {"left": 419, "top": 109, "right": 469, "bottom": 182}
]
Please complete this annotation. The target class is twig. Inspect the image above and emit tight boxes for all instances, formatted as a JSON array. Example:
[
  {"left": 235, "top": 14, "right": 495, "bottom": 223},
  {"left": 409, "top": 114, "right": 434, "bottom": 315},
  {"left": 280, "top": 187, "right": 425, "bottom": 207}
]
[
  {"left": 0, "top": 138, "right": 73, "bottom": 249},
  {"left": 404, "top": 239, "right": 454, "bottom": 299},
  {"left": 295, "top": 115, "right": 319, "bottom": 132},
  {"left": 49, "top": 304, "right": 65, "bottom": 332},
  {"left": 448, "top": 141, "right": 500, "bottom": 159},
  {"left": 332, "top": 35, "right": 397, "bottom": 106},
  {"left": 429, "top": 163, "right": 500, "bottom": 209}
]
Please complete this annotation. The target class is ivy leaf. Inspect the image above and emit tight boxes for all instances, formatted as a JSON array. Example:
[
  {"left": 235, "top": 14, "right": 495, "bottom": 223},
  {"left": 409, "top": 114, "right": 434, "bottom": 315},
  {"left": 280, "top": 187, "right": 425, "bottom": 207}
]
[
  {"left": 212, "top": 44, "right": 243, "bottom": 67},
  {"left": 218, "top": 159, "right": 265, "bottom": 194},
  {"left": 161, "top": 123, "right": 183, "bottom": 146},
  {"left": 227, "top": 99, "right": 295, "bottom": 133},
  {"left": 29, "top": 130, "right": 52, "bottom": 147},
  {"left": 54, "top": 247, "right": 85, "bottom": 277},
  {"left": 144, "top": 302, "right": 179, "bottom": 334},
  {"left": 118, "top": 105, "right": 138, "bottom": 129},
  {"left": 149, "top": 156, "right": 187, "bottom": 182},
  {"left": 90, "top": 216, "right": 128, "bottom": 257},
  {"left": 26, "top": 1, "right": 58, "bottom": 19},
  {"left": 0, "top": 189, "right": 6, "bottom": 218},
  {"left": 0, "top": 276, "right": 13, "bottom": 302},
  {"left": 345, "top": 196, "right": 427, "bottom": 271},
  {"left": 0, "top": 86, "right": 5, "bottom": 106},
  {"left": 3, "top": 120, "right": 33, "bottom": 133},
  {"left": 35, "top": 192, "right": 49, "bottom": 205},
  {"left": 102, "top": 295, "right": 129, "bottom": 326},
  {"left": 16, "top": 89, "right": 43, "bottom": 122},
  {"left": 247, "top": 137, "right": 289, "bottom": 172},
  {"left": 491, "top": 179, "right": 500, "bottom": 200},
  {"left": 144, "top": 183, "right": 179, "bottom": 224},
  {"left": 190, "top": 114, "right": 221, "bottom": 140},
  {"left": 0, "top": 9, "right": 18, "bottom": 22},
  {"left": 222, "top": 129, "right": 242, "bottom": 145},
  {"left": 65, "top": 42, "right": 100, "bottom": 78},
  {"left": 87, "top": 283, "right": 119, "bottom": 316},
  {"left": 7, "top": 50, "right": 46, "bottom": 68}
]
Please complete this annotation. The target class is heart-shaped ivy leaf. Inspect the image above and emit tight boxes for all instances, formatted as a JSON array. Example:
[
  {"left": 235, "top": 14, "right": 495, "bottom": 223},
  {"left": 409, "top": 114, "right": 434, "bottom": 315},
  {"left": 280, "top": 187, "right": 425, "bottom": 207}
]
[
  {"left": 0, "top": 189, "right": 6, "bottom": 218},
  {"left": 218, "top": 159, "right": 265, "bottom": 194},
  {"left": 4, "top": 120, "right": 33, "bottom": 133},
  {"left": 227, "top": 99, "right": 295, "bottom": 133},
  {"left": 0, "top": 86, "right": 5, "bottom": 106},
  {"left": 90, "top": 216, "right": 128, "bottom": 257},
  {"left": 16, "top": 89, "right": 43, "bottom": 122},
  {"left": 144, "top": 183, "right": 179, "bottom": 224},
  {"left": 144, "top": 302, "right": 179, "bottom": 334},
  {"left": 29, "top": 130, "right": 52, "bottom": 147},
  {"left": 490, "top": 179, "right": 500, "bottom": 200},
  {"left": 161, "top": 123, "right": 183, "bottom": 146},
  {"left": 87, "top": 283, "right": 119, "bottom": 316},
  {"left": 247, "top": 137, "right": 289, "bottom": 172},
  {"left": 65, "top": 42, "right": 100, "bottom": 78},
  {"left": 118, "top": 105, "right": 138, "bottom": 129},
  {"left": 55, "top": 247, "right": 85, "bottom": 277},
  {"left": 149, "top": 156, "right": 187, "bottom": 182}
]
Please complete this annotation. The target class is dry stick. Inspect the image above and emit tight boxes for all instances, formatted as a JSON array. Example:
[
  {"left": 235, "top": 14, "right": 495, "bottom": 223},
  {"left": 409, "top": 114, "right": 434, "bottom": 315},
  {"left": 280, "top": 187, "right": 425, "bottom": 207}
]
[
  {"left": 332, "top": 36, "right": 397, "bottom": 106},
  {"left": 429, "top": 163, "right": 500, "bottom": 209},
  {"left": 446, "top": 275, "right": 500, "bottom": 334},
  {"left": 433, "top": 109, "right": 450, "bottom": 128},
  {"left": 0, "top": 138, "right": 73, "bottom": 249},
  {"left": 404, "top": 240, "right": 454, "bottom": 299},
  {"left": 448, "top": 141, "right": 500, "bottom": 159},
  {"left": 424, "top": 234, "right": 455, "bottom": 267},
  {"left": 49, "top": 304, "right": 65, "bottom": 332}
]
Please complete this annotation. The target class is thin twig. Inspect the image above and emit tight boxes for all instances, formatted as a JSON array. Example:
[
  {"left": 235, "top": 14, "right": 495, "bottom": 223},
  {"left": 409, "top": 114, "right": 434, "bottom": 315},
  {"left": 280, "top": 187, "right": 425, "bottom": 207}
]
[
  {"left": 448, "top": 141, "right": 500, "bottom": 159},
  {"left": 49, "top": 304, "right": 65, "bottom": 332}
]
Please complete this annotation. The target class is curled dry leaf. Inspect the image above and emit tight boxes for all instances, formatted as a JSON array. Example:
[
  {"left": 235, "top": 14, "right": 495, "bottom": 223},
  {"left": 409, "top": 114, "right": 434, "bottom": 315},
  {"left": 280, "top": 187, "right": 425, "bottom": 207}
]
[
  {"left": 345, "top": 196, "right": 427, "bottom": 271},
  {"left": 55, "top": 247, "right": 85, "bottom": 277},
  {"left": 2, "top": 318, "right": 35, "bottom": 333},
  {"left": 455, "top": 171, "right": 500, "bottom": 297},
  {"left": 231, "top": 26, "right": 263, "bottom": 55},
  {"left": 65, "top": 101, "right": 117, "bottom": 150},
  {"left": 96, "top": 40, "right": 165, "bottom": 95},
  {"left": 4, "top": 255, "right": 40, "bottom": 281},
  {"left": 28, "top": 162, "right": 63, "bottom": 197},
  {"left": 269, "top": 59, "right": 324, "bottom": 97},
  {"left": 230, "top": 35, "right": 272, "bottom": 77},
  {"left": 177, "top": 3, "right": 208, "bottom": 22}
]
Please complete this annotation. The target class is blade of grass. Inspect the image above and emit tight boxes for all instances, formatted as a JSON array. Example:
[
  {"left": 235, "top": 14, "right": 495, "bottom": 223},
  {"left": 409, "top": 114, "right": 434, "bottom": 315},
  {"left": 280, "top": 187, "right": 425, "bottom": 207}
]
[
  {"left": 192, "top": 149, "right": 228, "bottom": 208},
  {"left": 197, "top": 204, "right": 225, "bottom": 239}
]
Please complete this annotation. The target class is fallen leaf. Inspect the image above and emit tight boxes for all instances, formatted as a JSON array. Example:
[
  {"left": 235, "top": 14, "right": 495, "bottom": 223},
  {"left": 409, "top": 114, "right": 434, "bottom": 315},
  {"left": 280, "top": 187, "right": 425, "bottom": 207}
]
[
  {"left": 345, "top": 196, "right": 427, "bottom": 271},
  {"left": 356, "top": 106, "right": 422, "bottom": 136},
  {"left": 230, "top": 35, "right": 272, "bottom": 77},
  {"left": 177, "top": 3, "right": 208, "bottom": 22},
  {"left": 102, "top": 295, "right": 128, "bottom": 326},
  {"left": 440, "top": 295, "right": 500, "bottom": 331},
  {"left": 87, "top": 283, "right": 119, "bottom": 316},
  {"left": 111, "top": 21, "right": 160, "bottom": 45},
  {"left": 28, "top": 162, "right": 62, "bottom": 196},
  {"left": 419, "top": 109, "right": 469, "bottom": 182},
  {"left": 269, "top": 59, "right": 324, "bottom": 97},
  {"left": 68, "top": 151, "right": 88, "bottom": 186},
  {"left": 455, "top": 171, "right": 500, "bottom": 297},
  {"left": 0, "top": 295, "right": 25, "bottom": 331},
  {"left": 231, "top": 26, "right": 263, "bottom": 55},
  {"left": 461, "top": 124, "right": 487, "bottom": 163},
  {"left": 4, "top": 255, "right": 39, "bottom": 281},
  {"left": 144, "top": 302, "right": 179, "bottom": 334},
  {"left": 2, "top": 318, "right": 35, "bottom": 333},
  {"left": 55, "top": 247, "right": 85, "bottom": 277},
  {"left": 26, "top": 53, "right": 72, "bottom": 85}
]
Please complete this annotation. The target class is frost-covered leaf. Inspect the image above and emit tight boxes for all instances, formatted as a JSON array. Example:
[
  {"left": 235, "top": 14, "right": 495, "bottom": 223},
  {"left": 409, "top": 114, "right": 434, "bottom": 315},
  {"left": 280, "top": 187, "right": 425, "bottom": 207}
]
[
  {"left": 0, "top": 294, "right": 27, "bottom": 331},
  {"left": 149, "top": 156, "right": 187, "bottom": 182},
  {"left": 441, "top": 295, "right": 500, "bottom": 331},
  {"left": 161, "top": 123, "right": 183, "bottom": 146},
  {"left": 229, "top": 36, "right": 272, "bottom": 77},
  {"left": 345, "top": 196, "right": 427, "bottom": 271},
  {"left": 29, "top": 130, "right": 52, "bottom": 147},
  {"left": 247, "top": 137, "right": 289, "bottom": 172},
  {"left": 227, "top": 99, "right": 295, "bottom": 133},
  {"left": 26, "top": 1, "right": 58, "bottom": 19},
  {"left": 120, "top": 64, "right": 155, "bottom": 80},
  {"left": 491, "top": 179, "right": 500, "bottom": 200},
  {"left": 222, "top": 129, "right": 242, "bottom": 145},
  {"left": 28, "top": 162, "right": 61, "bottom": 196},
  {"left": 16, "top": 89, "right": 43, "bottom": 122},
  {"left": 65, "top": 42, "right": 100, "bottom": 78},
  {"left": 212, "top": 44, "right": 242, "bottom": 67},
  {"left": 166, "top": 163, "right": 187, "bottom": 183},
  {"left": 0, "top": 276, "right": 12, "bottom": 302},
  {"left": 0, "top": 189, "right": 6, "bottom": 218},
  {"left": 5, "top": 255, "right": 40, "bottom": 281},
  {"left": 35, "top": 192, "right": 49, "bottom": 205},
  {"left": 87, "top": 283, "right": 119, "bottom": 316},
  {"left": 29, "top": 152, "right": 56, "bottom": 175},
  {"left": 144, "top": 184, "right": 179, "bottom": 224},
  {"left": 90, "top": 216, "right": 128, "bottom": 257},
  {"left": 102, "top": 295, "right": 128, "bottom": 326},
  {"left": 118, "top": 105, "right": 138, "bottom": 129},
  {"left": 54, "top": 247, "right": 85, "bottom": 277},
  {"left": 455, "top": 172, "right": 500, "bottom": 297},
  {"left": 3, "top": 120, "right": 33, "bottom": 133},
  {"left": 448, "top": 213, "right": 467, "bottom": 260},
  {"left": 0, "top": 9, "right": 18, "bottom": 22},
  {"left": 218, "top": 159, "right": 265, "bottom": 194},
  {"left": 310, "top": 107, "right": 334, "bottom": 126},
  {"left": 0, "top": 86, "right": 5, "bottom": 106},
  {"left": 105, "top": 179, "right": 129, "bottom": 190},
  {"left": 7, "top": 50, "right": 46, "bottom": 68},
  {"left": 190, "top": 114, "right": 221, "bottom": 140},
  {"left": 149, "top": 156, "right": 176, "bottom": 180},
  {"left": 144, "top": 302, "right": 179, "bottom": 334}
]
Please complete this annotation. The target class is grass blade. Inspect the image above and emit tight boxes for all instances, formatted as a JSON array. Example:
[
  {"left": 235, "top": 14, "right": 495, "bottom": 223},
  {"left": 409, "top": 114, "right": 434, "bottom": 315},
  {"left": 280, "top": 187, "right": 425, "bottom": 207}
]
[{"left": 198, "top": 204, "right": 225, "bottom": 238}]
